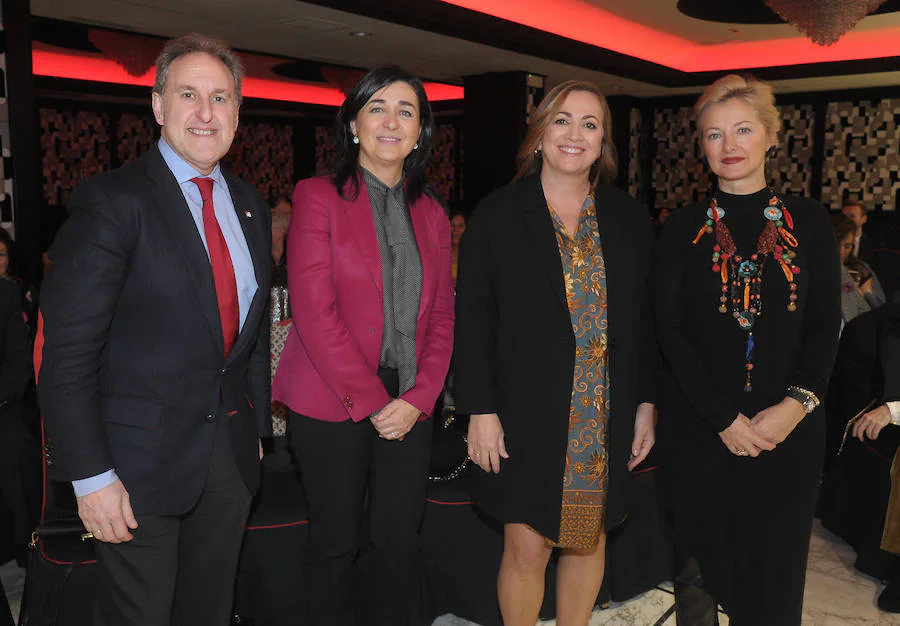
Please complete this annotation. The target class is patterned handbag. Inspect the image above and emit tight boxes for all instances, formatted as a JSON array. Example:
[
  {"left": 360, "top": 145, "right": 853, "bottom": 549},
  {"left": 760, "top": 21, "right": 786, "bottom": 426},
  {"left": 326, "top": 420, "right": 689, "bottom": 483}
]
[{"left": 270, "top": 318, "right": 293, "bottom": 437}]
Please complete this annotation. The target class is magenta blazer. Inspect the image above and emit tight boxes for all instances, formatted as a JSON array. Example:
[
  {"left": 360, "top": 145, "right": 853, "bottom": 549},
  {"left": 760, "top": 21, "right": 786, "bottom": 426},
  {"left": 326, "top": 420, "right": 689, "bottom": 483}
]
[{"left": 272, "top": 175, "right": 455, "bottom": 422}]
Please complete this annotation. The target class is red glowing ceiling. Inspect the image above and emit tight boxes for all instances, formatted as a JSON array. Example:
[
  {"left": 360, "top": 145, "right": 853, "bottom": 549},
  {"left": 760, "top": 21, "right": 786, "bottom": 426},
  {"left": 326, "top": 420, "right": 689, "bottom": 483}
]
[
  {"left": 32, "top": 48, "right": 464, "bottom": 105},
  {"left": 440, "top": 0, "right": 900, "bottom": 72}
]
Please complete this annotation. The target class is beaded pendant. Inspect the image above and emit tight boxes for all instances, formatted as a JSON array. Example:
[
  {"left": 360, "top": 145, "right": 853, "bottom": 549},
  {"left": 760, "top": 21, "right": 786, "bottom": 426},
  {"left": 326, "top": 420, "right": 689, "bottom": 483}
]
[{"left": 691, "top": 191, "right": 800, "bottom": 392}]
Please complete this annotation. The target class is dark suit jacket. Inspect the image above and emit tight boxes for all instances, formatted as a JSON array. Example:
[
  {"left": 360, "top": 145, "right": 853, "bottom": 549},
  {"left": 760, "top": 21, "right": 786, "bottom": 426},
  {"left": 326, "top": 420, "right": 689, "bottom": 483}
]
[
  {"left": 825, "top": 304, "right": 900, "bottom": 461},
  {"left": 454, "top": 174, "right": 657, "bottom": 540},
  {"left": 38, "top": 145, "right": 272, "bottom": 516}
]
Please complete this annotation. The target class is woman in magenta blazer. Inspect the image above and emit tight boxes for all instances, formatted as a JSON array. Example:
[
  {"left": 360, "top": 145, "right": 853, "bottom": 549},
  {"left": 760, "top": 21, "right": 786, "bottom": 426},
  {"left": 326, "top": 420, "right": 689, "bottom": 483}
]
[{"left": 272, "top": 66, "right": 454, "bottom": 626}]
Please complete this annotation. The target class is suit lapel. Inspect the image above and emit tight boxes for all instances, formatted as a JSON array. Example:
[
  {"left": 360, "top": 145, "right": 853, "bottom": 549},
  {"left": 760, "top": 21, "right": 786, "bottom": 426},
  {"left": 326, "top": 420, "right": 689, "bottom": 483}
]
[
  {"left": 144, "top": 147, "right": 224, "bottom": 354},
  {"left": 409, "top": 195, "right": 435, "bottom": 321},
  {"left": 521, "top": 176, "right": 568, "bottom": 315},
  {"left": 222, "top": 170, "right": 268, "bottom": 364},
  {"left": 344, "top": 178, "right": 383, "bottom": 292}
]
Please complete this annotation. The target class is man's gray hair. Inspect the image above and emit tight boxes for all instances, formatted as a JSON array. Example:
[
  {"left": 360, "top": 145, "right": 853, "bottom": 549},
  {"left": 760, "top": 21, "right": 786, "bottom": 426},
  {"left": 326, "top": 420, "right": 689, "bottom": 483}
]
[{"left": 153, "top": 33, "right": 244, "bottom": 104}]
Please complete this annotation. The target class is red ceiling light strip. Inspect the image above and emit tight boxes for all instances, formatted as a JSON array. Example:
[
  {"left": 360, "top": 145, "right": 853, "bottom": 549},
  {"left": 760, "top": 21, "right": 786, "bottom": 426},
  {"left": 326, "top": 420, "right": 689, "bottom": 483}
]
[
  {"left": 32, "top": 49, "right": 463, "bottom": 104},
  {"left": 440, "top": 0, "right": 900, "bottom": 72}
]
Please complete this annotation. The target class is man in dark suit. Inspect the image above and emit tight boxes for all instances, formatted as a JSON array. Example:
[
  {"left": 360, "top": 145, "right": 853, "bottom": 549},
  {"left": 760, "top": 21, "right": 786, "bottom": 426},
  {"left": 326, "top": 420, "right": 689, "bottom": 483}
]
[
  {"left": 843, "top": 200, "right": 873, "bottom": 259},
  {"left": 38, "top": 34, "right": 272, "bottom": 626}
]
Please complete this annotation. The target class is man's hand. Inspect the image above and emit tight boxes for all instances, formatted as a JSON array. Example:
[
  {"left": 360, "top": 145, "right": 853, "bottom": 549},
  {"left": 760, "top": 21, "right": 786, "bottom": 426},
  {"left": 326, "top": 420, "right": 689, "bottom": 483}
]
[
  {"left": 853, "top": 404, "right": 892, "bottom": 442},
  {"left": 76, "top": 479, "right": 138, "bottom": 543}
]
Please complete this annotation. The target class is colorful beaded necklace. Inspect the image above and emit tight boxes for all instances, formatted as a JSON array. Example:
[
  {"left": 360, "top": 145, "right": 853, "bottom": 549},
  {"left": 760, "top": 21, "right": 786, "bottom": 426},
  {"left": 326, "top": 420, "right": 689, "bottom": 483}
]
[{"left": 691, "top": 191, "right": 800, "bottom": 392}]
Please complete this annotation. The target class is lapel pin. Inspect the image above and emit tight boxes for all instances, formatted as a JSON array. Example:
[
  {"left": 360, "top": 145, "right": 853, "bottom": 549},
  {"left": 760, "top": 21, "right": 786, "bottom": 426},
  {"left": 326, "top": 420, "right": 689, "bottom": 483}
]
[{"left": 244, "top": 210, "right": 252, "bottom": 218}]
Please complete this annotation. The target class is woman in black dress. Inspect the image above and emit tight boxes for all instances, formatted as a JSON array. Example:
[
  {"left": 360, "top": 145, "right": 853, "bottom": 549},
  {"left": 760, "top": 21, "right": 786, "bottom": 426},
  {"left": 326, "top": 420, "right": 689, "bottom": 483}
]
[
  {"left": 455, "top": 80, "right": 657, "bottom": 626},
  {"left": 655, "top": 74, "right": 841, "bottom": 625}
]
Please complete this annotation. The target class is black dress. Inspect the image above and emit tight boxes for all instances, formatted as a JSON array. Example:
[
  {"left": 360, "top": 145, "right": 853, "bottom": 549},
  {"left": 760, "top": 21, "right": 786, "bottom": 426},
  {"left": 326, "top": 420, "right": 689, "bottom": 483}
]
[{"left": 654, "top": 189, "right": 841, "bottom": 625}]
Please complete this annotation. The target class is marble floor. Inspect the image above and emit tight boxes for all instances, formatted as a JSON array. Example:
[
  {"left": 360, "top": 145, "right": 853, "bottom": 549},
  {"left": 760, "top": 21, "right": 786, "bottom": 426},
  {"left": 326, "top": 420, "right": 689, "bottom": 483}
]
[{"left": 3, "top": 520, "right": 899, "bottom": 625}]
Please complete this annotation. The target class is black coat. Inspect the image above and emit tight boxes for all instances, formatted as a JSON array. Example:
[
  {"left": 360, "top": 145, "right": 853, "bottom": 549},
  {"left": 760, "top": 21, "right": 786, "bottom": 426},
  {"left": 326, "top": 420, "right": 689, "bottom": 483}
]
[
  {"left": 454, "top": 174, "right": 657, "bottom": 541},
  {"left": 38, "top": 146, "right": 272, "bottom": 516}
]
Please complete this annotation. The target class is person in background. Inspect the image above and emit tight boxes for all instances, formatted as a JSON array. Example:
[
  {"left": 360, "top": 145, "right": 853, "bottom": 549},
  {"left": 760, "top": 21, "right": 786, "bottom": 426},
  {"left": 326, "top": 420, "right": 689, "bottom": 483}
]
[
  {"left": 449, "top": 211, "right": 466, "bottom": 286},
  {"left": 818, "top": 302, "right": 900, "bottom": 612},
  {"left": 272, "top": 65, "right": 454, "bottom": 626},
  {"left": 0, "top": 277, "right": 38, "bottom": 626},
  {"left": 843, "top": 200, "right": 872, "bottom": 259},
  {"left": 455, "top": 80, "right": 657, "bottom": 626},
  {"left": 0, "top": 229, "right": 38, "bottom": 341},
  {"left": 271, "top": 194, "right": 292, "bottom": 218},
  {"left": 654, "top": 74, "right": 840, "bottom": 625},
  {"left": 836, "top": 215, "right": 885, "bottom": 318},
  {"left": 38, "top": 34, "right": 272, "bottom": 626}
]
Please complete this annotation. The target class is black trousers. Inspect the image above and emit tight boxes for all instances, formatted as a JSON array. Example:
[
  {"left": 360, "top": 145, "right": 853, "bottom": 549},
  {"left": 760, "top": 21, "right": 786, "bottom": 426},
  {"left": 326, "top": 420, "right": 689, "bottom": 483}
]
[
  {"left": 289, "top": 392, "right": 433, "bottom": 626},
  {"left": 92, "top": 410, "right": 252, "bottom": 626}
]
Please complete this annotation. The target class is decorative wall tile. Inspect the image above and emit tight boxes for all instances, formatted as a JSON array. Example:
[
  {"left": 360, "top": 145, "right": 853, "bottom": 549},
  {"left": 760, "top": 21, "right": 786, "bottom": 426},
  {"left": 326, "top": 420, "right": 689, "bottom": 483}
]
[
  {"left": 628, "top": 108, "right": 644, "bottom": 201},
  {"left": 223, "top": 120, "right": 294, "bottom": 203},
  {"left": 314, "top": 125, "right": 338, "bottom": 175},
  {"left": 426, "top": 123, "right": 457, "bottom": 205},
  {"left": 117, "top": 113, "right": 156, "bottom": 163},
  {"left": 651, "top": 106, "right": 710, "bottom": 210},
  {"left": 822, "top": 99, "right": 900, "bottom": 211},
  {"left": 769, "top": 104, "right": 815, "bottom": 197},
  {"left": 41, "top": 109, "right": 111, "bottom": 207}
]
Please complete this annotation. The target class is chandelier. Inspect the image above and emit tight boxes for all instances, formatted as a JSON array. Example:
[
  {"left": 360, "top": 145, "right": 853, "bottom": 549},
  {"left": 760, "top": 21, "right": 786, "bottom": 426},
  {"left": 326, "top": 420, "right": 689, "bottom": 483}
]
[{"left": 764, "top": 0, "right": 887, "bottom": 45}]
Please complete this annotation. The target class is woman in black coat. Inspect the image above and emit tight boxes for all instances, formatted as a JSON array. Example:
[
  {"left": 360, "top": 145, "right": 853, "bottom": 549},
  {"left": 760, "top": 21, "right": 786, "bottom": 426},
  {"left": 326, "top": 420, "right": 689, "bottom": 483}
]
[
  {"left": 654, "top": 74, "right": 841, "bottom": 625},
  {"left": 454, "top": 80, "right": 657, "bottom": 626}
]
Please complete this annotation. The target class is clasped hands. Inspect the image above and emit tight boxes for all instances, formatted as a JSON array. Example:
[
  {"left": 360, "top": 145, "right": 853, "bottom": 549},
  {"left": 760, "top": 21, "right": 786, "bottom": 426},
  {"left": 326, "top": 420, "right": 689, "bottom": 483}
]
[
  {"left": 719, "top": 397, "right": 806, "bottom": 458},
  {"left": 371, "top": 398, "right": 421, "bottom": 441}
]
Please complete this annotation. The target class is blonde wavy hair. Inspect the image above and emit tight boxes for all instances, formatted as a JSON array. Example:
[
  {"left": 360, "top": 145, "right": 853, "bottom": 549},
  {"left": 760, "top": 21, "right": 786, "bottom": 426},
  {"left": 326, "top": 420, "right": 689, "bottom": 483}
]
[{"left": 513, "top": 80, "right": 617, "bottom": 187}]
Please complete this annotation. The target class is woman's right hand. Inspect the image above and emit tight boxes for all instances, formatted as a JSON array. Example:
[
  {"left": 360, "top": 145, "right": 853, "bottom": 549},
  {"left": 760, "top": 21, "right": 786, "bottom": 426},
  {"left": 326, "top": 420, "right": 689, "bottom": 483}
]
[
  {"left": 468, "top": 413, "right": 509, "bottom": 473},
  {"left": 718, "top": 413, "right": 776, "bottom": 458}
]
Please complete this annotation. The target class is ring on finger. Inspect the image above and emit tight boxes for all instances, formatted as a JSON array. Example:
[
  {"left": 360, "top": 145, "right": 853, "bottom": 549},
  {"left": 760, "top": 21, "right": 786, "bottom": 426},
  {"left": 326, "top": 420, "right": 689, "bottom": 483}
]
[{"left": 736, "top": 448, "right": 747, "bottom": 456}]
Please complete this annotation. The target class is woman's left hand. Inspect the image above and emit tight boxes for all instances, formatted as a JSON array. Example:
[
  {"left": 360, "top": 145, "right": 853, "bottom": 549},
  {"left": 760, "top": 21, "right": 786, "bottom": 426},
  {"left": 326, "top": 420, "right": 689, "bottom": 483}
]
[
  {"left": 750, "top": 398, "right": 806, "bottom": 446},
  {"left": 371, "top": 398, "right": 422, "bottom": 441},
  {"left": 852, "top": 404, "right": 892, "bottom": 442},
  {"left": 627, "top": 402, "right": 656, "bottom": 471}
]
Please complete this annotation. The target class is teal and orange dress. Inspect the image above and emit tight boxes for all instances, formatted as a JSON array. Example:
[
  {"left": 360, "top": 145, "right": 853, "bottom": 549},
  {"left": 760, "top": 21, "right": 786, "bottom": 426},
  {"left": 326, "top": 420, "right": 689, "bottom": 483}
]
[{"left": 546, "top": 195, "right": 610, "bottom": 550}]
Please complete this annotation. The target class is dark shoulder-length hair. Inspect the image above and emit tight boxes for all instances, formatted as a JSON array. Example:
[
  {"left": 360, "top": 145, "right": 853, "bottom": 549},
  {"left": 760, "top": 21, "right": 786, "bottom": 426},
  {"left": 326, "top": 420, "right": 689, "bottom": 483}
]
[
  {"left": 513, "top": 80, "right": 617, "bottom": 188},
  {"left": 332, "top": 65, "right": 434, "bottom": 204}
]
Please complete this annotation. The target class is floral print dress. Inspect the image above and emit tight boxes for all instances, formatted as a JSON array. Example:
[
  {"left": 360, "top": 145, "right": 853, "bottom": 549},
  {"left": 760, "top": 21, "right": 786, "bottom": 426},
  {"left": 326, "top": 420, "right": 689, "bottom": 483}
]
[{"left": 547, "top": 194, "right": 610, "bottom": 550}]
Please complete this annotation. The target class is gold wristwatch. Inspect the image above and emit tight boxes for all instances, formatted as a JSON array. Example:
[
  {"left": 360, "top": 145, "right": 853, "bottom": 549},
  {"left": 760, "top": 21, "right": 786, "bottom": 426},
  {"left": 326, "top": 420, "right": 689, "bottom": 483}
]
[{"left": 787, "top": 385, "right": 820, "bottom": 414}]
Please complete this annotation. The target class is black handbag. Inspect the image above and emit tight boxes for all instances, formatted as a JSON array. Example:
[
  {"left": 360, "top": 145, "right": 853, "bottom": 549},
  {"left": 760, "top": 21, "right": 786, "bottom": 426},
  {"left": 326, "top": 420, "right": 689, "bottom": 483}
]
[
  {"left": 18, "top": 417, "right": 98, "bottom": 626},
  {"left": 19, "top": 517, "right": 97, "bottom": 626}
]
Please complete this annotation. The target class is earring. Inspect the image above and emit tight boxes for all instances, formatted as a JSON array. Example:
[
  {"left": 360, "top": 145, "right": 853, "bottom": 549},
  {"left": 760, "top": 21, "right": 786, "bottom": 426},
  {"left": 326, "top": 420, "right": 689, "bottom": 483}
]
[
  {"left": 766, "top": 145, "right": 777, "bottom": 159},
  {"left": 352, "top": 135, "right": 359, "bottom": 145},
  {"left": 534, "top": 146, "right": 542, "bottom": 156},
  {"left": 414, "top": 143, "right": 419, "bottom": 150}
]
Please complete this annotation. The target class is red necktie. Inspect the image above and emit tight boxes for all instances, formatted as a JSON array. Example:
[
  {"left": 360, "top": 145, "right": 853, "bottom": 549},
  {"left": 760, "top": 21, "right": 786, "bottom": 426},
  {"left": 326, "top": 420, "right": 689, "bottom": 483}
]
[{"left": 191, "top": 177, "right": 239, "bottom": 357}]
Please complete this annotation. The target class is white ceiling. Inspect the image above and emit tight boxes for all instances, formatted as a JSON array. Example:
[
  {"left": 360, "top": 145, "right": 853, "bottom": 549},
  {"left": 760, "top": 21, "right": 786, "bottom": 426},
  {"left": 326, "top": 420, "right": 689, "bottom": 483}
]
[{"left": 29, "top": 0, "right": 900, "bottom": 97}]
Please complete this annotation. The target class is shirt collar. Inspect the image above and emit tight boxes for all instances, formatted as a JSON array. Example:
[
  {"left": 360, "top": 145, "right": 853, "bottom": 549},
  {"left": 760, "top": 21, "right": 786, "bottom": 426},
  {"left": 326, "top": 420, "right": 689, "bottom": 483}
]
[
  {"left": 360, "top": 166, "right": 404, "bottom": 195},
  {"left": 158, "top": 138, "right": 225, "bottom": 187}
]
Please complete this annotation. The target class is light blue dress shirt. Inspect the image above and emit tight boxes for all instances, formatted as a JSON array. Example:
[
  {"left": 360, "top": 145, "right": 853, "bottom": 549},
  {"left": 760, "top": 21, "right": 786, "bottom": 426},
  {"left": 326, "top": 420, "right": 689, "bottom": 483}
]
[{"left": 73, "top": 139, "right": 259, "bottom": 497}]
